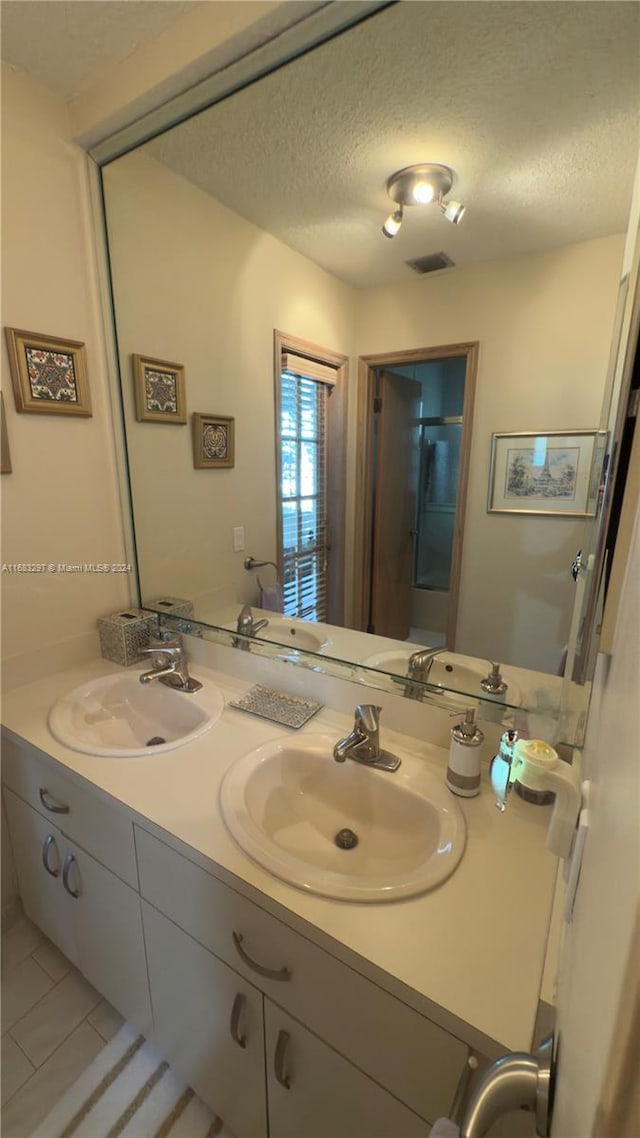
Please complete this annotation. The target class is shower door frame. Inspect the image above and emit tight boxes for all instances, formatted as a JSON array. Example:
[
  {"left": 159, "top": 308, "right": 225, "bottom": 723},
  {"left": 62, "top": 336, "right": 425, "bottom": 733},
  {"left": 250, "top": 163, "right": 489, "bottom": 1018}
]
[{"left": 352, "top": 341, "right": 479, "bottom": 649}]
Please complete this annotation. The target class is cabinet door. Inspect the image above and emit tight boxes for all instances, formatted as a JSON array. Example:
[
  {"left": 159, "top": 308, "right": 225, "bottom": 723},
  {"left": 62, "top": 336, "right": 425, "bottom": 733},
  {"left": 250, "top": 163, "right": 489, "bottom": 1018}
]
[
  {"left": 3, "top": 789, "right": 77, "bottom": 964},
  {"left": 265, "top": 1004, "right": 430, "bottom": 1138},
  {"left": 65, "top": 845, "right": 152, "bottom": 1035},
  {"left": 142, "top": 902, "right": 267, "bottom": 1138}
]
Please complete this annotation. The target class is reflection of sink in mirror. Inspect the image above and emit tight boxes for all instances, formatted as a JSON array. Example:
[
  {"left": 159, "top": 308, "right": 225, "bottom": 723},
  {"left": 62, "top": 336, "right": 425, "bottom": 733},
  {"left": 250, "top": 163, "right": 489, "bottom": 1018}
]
[
  {"left": 220, "top": 734, "right": 465, "bottom": 901},
  {"left": 48, "top": 671, "right": 224, "bottom": 758},
  {"left": 223, "top": 614, "right": 331, "bottom": 654},
  {"left": 360, "top": 650, "right": 522, "bottom": 709}
]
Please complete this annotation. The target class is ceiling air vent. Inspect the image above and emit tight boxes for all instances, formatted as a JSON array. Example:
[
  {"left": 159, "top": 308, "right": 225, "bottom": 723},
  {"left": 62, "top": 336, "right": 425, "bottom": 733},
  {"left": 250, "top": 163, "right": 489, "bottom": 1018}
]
[{"left": 406, "top": 252, "right": 454, "bottom": 275}]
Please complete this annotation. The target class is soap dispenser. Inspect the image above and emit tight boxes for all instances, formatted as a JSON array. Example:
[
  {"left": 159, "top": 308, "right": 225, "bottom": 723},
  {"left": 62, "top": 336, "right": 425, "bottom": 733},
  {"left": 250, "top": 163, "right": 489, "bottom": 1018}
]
[{"left": 446, "top": 708, "right": 484, "bottom": 797}]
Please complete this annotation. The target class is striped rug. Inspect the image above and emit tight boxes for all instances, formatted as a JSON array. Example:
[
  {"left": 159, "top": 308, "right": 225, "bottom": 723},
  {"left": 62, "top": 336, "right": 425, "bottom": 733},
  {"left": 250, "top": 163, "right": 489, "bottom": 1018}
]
[{"left": 29, "top": 1023, "right": 234, "bottom": 1138}]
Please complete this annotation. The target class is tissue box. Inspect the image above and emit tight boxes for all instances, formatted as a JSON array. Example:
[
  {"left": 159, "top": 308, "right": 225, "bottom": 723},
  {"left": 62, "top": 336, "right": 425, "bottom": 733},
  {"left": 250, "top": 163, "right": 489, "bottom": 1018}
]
[
  {"left": 97, "top": 609, "right": 158, "bottom": 667},
  {"left": 145, "top": 596, "right": 194, "bottom": 620}
]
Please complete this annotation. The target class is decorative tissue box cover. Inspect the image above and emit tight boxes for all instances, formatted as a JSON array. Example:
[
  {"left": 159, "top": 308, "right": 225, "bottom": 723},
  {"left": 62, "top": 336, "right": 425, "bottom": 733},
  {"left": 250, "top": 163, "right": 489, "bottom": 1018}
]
[
  {"left": 145, "top": 596, "right": 195, "bottom": 619},
  {"left": 97, "top": 609, "right": 158, "bottom": 666}
]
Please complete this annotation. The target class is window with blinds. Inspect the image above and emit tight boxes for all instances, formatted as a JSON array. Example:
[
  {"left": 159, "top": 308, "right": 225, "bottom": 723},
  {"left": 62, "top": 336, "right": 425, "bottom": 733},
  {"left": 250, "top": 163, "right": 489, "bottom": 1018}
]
[{"left": 277, "top": 356, "right": 335, "bottom": 621}]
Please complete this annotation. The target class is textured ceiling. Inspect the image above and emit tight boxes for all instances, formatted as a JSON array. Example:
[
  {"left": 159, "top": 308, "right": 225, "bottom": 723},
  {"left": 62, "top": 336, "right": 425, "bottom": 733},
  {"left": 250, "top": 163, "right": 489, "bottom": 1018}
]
[
  {"left": 145, "top": 1, "right": 640, "bottom": 287},
  {"left": 1, "top": 1, "right": 199, "bottom": 98}
]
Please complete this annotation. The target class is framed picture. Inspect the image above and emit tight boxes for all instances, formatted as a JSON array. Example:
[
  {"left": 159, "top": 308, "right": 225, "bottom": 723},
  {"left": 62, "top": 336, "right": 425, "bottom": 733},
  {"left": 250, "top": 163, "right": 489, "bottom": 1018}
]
[
  {"left": 1, "top": 394, "right": 11, "bottom": 473},
  {"left": 488, "top": 430, "right": 601, "bottom": 516},
  {"left": 132, "top": 355, "right": 186, "bottom": 423},
  {"left": 192, "top": 413, "right": 235, "bottom": 468},
  {"left": 4, "top": 328, "right": 91, "bottom": 416}
]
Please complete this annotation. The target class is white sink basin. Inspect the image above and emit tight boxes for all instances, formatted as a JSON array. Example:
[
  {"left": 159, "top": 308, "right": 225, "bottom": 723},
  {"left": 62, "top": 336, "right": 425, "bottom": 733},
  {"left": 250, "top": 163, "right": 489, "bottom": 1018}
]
[
  {"left": 220, "top": 734, "right": 465, "bottom": 901},
  {"left": 49, "top": 670, "right": 224, "bottom": 757},
  {"left": 360, "top": 649, "right": 521, "bottom": 709},
  {"left": 257, "top": 617, "right": 330, "bottom": 654}
]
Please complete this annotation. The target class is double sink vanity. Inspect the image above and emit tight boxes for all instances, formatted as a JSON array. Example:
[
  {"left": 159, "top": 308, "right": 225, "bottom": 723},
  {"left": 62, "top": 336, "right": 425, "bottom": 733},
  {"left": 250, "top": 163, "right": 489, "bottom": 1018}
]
[{"left": 1, "top": 635, "right": 560, "bottom": 1138}]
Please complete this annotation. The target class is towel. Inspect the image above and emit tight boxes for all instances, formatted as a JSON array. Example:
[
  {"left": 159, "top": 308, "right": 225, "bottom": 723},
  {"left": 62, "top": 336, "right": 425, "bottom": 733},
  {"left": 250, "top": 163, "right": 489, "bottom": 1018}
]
[
  {"left": 429, "top": 1120, "right": 460, "bottom": 1138},
  {"left": 260, "top": 583, "right": 284, "bottom": 612}
]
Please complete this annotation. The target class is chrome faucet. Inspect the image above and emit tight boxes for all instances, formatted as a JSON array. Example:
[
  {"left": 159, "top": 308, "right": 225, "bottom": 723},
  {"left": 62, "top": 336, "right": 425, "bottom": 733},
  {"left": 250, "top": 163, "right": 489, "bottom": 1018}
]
[
  {"left": 404, "top": 646, "right": 447, "bottom": 698},
  {"left": 333, "top": 705, "right": 401, "bottom": 772},
  {"left": 139, "top": 636, "right": 202, "bottom": 692},
  {"left": 233, "top": 604, "right": 269, "bottom": 649}
]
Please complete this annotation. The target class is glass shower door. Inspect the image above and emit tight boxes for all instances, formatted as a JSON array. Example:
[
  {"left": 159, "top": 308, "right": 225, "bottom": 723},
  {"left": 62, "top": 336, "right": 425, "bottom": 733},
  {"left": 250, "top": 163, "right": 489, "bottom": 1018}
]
[{"left": 414, "top": 420, "right": 462, "bottom": 591}]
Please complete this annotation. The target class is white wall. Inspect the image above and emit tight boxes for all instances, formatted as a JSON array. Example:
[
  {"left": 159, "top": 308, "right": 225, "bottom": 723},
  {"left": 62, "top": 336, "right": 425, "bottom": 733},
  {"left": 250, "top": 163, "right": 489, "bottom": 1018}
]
[
  {"left": 1, "top": 66, "right": 130, "bottom": 688},
  {"left": 102, "top": 150, "right": 356, "bottom": 617},
  {"left": 356, "top": 237, "right": 625, "bottom": 670}
]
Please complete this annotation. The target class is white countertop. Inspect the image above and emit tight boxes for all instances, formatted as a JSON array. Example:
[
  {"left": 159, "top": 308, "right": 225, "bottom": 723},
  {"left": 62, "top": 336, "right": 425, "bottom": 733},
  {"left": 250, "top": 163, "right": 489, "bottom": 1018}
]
[{"left": 1, "top": 654, "right": 559, "bottom": 1058}]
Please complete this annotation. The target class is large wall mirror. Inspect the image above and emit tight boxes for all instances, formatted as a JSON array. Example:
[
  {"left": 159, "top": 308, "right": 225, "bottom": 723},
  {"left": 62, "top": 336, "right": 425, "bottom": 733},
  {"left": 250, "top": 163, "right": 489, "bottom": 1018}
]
[{"left": 100, "top": 1, "right": 639, "bottom": 738}]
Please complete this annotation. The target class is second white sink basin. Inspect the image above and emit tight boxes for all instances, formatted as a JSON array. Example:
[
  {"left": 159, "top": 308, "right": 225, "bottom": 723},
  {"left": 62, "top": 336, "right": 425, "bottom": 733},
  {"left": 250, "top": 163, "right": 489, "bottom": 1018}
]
[
  {"left": 48, "top": 670, "right": 224, "bottom": 757},
  {"left": 220, "top": 734, "right": 465, "bottom": 901},
  {"left": 360, "top": 649, "right": 522, "bottom": 709}
]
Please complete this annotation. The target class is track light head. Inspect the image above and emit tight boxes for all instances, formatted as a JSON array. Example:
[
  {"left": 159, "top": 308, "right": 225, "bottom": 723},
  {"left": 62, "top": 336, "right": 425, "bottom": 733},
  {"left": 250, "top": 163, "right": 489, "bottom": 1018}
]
[{"left": 382, "top": 207, "right": 404, "bottom": 238}]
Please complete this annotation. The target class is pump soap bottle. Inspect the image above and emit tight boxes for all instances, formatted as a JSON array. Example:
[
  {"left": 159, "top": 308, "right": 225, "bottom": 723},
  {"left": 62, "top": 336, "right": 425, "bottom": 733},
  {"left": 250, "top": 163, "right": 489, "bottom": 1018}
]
[{"left": 446, "top": 708, "right": 484, "bottom": 797}]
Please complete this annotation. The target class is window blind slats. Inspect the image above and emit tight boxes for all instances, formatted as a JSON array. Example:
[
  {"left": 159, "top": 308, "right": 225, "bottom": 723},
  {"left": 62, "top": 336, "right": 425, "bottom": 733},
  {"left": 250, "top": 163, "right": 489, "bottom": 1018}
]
[{"left": 278, "top": 369, "right": 329, "bottom": 622}]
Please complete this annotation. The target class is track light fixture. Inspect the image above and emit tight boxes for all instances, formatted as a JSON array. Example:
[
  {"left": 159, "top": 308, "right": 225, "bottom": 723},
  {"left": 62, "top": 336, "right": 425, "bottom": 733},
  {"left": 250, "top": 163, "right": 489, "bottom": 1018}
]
[{"left": 381, "top": 163, "right": 465, "bottom": 238}]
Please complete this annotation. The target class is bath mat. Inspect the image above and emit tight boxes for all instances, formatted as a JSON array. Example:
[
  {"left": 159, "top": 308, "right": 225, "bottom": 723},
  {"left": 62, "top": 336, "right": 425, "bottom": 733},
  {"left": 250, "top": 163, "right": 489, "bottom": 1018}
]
[{"left": 29, "top": 1022, "right": 233, "bottom": 1138}]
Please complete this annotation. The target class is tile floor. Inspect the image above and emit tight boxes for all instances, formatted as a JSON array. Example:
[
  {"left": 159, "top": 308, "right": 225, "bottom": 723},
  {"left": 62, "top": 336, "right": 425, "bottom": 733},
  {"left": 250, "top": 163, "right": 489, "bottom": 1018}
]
[{"left": 2, "top": 909, "right": 124, "bottom": 1138}]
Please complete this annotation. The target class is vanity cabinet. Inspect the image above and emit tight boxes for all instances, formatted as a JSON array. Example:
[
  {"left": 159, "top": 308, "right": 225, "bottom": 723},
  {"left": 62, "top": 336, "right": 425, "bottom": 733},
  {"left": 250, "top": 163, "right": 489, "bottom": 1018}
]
[
  {"left": 142, "top": 901, "right": 267, "bottom": 1138},
  {"left": 136, "top": 827, "right": 469, "bottom": 1131},
  {"left": 2, "top": 739, "right": 152, "bottom": 1036}
]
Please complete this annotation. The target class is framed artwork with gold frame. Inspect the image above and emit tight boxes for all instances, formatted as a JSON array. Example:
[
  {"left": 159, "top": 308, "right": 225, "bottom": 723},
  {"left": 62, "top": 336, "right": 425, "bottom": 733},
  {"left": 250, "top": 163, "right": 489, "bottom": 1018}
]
[
  {"left": 1, "top": 394, "right": 11, "bottom": 473},
  {"left": 193, "top": 413, "right": 235, "bottom": 468},
  {"left": 133, "top": 354, "right": 186, "bottom": 423},
  {"left": 5, "top": 327, "right": 91, "bottom": 416}
]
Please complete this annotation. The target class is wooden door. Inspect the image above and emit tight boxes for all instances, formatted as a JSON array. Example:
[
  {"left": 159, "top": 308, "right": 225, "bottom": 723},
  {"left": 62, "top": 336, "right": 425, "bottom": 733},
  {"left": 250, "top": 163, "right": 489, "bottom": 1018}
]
[{"left": 370, "top": 371, "right": 421, "bottom": 639}]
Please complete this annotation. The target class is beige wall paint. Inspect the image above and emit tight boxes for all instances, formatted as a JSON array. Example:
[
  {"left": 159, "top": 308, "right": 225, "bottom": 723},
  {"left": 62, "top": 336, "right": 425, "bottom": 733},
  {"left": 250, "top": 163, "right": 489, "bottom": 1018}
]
[
  {"left": 355, "top": 236, "right": 625, "bottom": 671},
  {"left": 1, "top": 66, "right": 130, "bottom": 688},
  {"left": 102, "top": 150, "right": 356, "bottom": 618}
]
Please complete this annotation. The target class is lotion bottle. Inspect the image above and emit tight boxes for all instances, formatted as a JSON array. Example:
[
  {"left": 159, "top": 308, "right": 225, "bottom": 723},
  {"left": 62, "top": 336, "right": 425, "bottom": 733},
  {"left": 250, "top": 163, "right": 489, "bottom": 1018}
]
[{"left": 446, "top": 708, "right": 484, "bottom": 797}]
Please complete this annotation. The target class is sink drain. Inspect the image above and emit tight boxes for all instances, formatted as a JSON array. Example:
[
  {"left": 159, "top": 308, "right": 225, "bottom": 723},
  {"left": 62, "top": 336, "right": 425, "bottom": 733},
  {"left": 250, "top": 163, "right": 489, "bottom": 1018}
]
[
  {"left": 335, "top": 828, "right": 359, "bottom": 850},
  {"left": 146, "top": 736, "right": 166, "bottom": 747}
]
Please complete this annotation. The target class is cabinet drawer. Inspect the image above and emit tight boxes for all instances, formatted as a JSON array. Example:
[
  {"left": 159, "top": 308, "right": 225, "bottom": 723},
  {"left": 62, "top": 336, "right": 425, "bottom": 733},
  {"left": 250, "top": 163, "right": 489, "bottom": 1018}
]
[
  {"left": 2, "top": 730, "right": 137, "bottom": 888},
  {"left": 265, "top": 1003, "right": 429, "bottom": 1138},
  {"left": 137, "top": 827, "right": 467, "bottom": 1123}
]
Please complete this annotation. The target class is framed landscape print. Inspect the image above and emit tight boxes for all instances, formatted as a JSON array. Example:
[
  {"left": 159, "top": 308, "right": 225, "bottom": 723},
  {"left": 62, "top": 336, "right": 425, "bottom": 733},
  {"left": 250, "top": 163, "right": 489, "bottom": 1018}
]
[
  {"left": 192, "top": 413, "right": 235, "bottom": 468},
  {"left": 5, "top": 328, "right": 91, "bottom": 416},
  {"left": 133, "top": 355, "right": 186, "bottom": 423},
  {"left": 488, "top": 430, "right": 599, "bottom": 517}
]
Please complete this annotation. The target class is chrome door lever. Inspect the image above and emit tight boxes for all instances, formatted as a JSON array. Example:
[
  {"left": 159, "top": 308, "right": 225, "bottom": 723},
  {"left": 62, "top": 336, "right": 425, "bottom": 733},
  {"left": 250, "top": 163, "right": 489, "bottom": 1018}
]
[{"left": 461, "top": 1033, "right": 553, "bottom": 1138}]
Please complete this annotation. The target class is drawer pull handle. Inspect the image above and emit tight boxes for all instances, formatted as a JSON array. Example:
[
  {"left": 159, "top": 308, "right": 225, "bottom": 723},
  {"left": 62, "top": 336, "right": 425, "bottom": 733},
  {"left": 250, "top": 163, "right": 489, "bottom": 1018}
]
[
  {"left": 62, "top": 853, "right": 81, "bottom": 898},
  {"left": 232, "top": 932, "right": 291, "bottom": 981},
  {"left": 229, "top": 993, "right": 247, "bottom": 1049},
  {"left": 42, "top": 834, "right": 60, "bottom": 877},
  {"left": 274, "top": 1030, "right": 292, "bottom": 1089},
  {"left": 39, "top": 788, "right": 70, "bottom": 814}
]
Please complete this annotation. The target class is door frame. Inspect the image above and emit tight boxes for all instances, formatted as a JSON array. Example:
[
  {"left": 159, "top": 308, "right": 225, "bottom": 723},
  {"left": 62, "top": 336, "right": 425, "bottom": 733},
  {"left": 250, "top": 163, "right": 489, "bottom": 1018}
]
[{"left": 352, "top": 342, "right": 479, "bottom": 648}]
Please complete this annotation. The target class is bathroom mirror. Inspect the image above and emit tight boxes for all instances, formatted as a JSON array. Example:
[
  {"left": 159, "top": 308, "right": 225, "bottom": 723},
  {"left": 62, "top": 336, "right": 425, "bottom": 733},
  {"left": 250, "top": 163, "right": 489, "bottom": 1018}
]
[{"left": 99, "top": 1, "right": 638, "bottom": 730}]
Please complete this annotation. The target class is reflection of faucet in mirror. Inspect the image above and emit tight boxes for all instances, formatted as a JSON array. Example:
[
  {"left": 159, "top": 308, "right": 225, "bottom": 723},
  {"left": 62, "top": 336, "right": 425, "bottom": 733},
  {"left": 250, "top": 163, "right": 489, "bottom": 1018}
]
[
  {"left": 139, "top": 636, "right": 202, "bottom": 692},
  {"left": 404, "top": 647, "right": 448, "bottom": 699},
  {"left": 233, "top": 604, "right": 269, "bottom": 650},
  {"left": 333, "top": 706, "right": 401, "bottom": 773}
]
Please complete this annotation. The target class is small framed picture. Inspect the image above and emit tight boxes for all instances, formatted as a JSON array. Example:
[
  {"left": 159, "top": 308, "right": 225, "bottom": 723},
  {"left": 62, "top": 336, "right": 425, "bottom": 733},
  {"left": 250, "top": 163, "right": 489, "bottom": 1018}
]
[
  {"left": 132, "top": 355, "right": 186, "bottom": 424},
  {"left": 4, "top": 328, "right": 91, "bottom": 416},
  {"left": 1, "top": 393, "right": 12, "bottom": 473},
  {"left": 488, "top": 429, "right": 600, "bottom": 517},
  {"left": 193, "top": 413, "right": 235, "bottom": 468}
]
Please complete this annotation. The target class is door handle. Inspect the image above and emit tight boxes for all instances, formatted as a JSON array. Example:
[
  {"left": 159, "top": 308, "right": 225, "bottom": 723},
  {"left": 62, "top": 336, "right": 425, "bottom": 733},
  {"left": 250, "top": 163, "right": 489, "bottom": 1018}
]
[
  {"left": 274, "top": 1029, "right": 292, "bottom": 1089},
  {"left": 229, "top": 993, "right": 247, "bottom": 1049},
  {"left": 62, "top": 853, "right": 81, "bottom": 898},
  {"left": 42, "top": 834, "right": 60, "bottom": 877},
  {"left": 232, "top": 931, "right": 291, "bottom": 981},
  {"left": 461, "top": 1033, "right": 553, "bottom": 1138},
  {"left": 39, "top": 788, "right": 70, "bottom": 814}
]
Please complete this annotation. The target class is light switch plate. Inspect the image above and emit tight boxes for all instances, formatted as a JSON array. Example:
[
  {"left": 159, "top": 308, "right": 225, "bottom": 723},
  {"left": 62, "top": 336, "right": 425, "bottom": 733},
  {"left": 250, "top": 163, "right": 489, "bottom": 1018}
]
[{"left": 233, "top": 526, "right": 245, "bottom": 552}]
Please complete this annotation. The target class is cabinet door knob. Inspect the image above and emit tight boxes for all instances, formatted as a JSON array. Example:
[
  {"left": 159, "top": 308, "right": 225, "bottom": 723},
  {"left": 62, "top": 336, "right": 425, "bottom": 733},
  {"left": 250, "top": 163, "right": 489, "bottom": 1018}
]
[
  {"left": 39, "top": 788, "right": 70, "bottom": 814},
  {"left": 62, "top": 853, "right": 81, "bottom": 898},
  {"left": 42, "top": 834, "right": 60, "bottom": 877},
  {"left": 229, "top": 992, "right": 247, "bottom": 1049},
  {"left": 232, "top": 932, "right": 291, "bottom": 981},
  {"left": 274, "top": 1029, "right": 292, "bottom": 1089}
]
